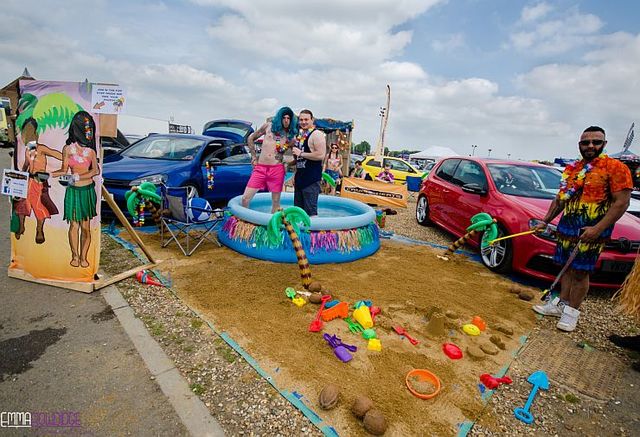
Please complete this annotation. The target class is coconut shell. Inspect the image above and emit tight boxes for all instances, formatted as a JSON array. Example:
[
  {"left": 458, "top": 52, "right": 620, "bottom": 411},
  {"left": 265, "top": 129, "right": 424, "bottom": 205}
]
[
  {"left": 351, "top": 395, "right": 374, "bottom": 418},
  {"left": 363, "top": 409, "right": 387, "bottom": 435},
  {"left": 319, "top": 384, "right": 340, "bottom": 410},
  {"left": 308, "top": 281, "right": 323, "bottom": 293},
  {"left": 309, "top": 293, "right": 322, "bottom": 304}
]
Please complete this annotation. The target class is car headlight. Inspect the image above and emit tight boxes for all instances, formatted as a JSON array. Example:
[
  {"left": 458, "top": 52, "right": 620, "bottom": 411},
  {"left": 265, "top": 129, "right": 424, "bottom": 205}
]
[
  {"left": 129, "top": 174, "right": 167, "bottom": 186},
  {"left": 528, "top": 219, "right": 557, "bottom": 241}
]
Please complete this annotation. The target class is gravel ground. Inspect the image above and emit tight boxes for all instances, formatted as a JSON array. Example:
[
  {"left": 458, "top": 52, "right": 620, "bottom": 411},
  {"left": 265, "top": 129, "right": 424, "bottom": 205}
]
[
  {"left": 101, "top": 199, "right": 639, "bottom": 436},
  {"left": 101, "top": 235, "right": 322, "bottom": 437}
]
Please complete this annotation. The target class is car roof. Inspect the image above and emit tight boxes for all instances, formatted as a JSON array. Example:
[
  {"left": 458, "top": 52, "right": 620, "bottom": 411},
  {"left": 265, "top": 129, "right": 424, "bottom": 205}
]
[
  {"left": 143, "top": 133, "right": 225, "bottom": 142},
  {"left": 438, "top": 156, "right": 552, "bottom": 168}
]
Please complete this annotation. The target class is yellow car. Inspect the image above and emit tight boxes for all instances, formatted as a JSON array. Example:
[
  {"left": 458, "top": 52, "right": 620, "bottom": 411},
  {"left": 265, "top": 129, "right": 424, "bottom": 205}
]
[{"left": 361, "top": 156, "right": 424, "bottom": 184}]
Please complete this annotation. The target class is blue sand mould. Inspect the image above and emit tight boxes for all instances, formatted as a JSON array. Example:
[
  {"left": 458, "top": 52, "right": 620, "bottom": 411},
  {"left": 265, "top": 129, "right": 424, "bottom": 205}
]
[
  {"left": 514, "top": 370, "right": 550, "bottom": 424},
  {"left": 218, "top": 193, "right": 380, "bottom": 263}
]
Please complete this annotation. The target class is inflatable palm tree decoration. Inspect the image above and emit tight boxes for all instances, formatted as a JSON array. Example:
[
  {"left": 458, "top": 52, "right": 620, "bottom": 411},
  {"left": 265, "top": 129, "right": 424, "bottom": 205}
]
[
  {"left": 267, "top": 207, "right": 313, "bottom": 289},
  {"left": 125, "top": 182, "right": 163, "bottom": 227},
  {"left": 438, "top": 212, "right": 498, "bottom": 260}
]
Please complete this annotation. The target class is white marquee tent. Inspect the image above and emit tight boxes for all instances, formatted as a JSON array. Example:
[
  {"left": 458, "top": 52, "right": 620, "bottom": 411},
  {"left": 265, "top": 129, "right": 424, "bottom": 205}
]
[{"left": 409, "top": 146, "right": 459, "bottom": 160}]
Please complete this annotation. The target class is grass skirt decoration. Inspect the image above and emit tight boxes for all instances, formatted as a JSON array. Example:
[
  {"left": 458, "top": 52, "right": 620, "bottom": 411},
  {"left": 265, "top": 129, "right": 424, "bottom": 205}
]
[
  {"left": 612, "top": 252, "right": 640, "bottom": 320},
  {"left": 219, "top": 216, "right": 380, "bottom": 264}
]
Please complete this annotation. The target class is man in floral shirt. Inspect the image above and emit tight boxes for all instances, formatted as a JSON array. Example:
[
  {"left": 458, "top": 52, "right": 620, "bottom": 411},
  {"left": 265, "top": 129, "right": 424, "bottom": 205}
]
[{"left": 532, "top": 126, "right": 633, "bottom": 331}]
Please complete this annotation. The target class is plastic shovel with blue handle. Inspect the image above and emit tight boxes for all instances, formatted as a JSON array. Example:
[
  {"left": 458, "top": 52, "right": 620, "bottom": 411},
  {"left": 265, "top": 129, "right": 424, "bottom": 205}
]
[{"left": 514, "top": 370, "right": 549, "bottom": 424}]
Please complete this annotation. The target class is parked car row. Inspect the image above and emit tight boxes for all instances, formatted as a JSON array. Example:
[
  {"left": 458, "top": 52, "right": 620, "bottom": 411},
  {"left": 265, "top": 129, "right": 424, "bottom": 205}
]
[{"left": 416, "top": 157, "right": 640, "bottom": 288}]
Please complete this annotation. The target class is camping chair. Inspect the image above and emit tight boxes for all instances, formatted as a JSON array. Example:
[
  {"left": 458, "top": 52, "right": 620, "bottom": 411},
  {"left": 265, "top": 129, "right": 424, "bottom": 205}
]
[
  {"left": 160, "top": 185, "right": 223, "bottom": 256},
  {"left": 406, "top": 176, "right": 422, "bottom": 200}
]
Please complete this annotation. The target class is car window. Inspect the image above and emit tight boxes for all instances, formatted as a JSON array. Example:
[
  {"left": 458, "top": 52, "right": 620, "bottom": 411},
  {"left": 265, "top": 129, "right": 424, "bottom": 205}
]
[
  {"left": 208, "top": 145, "right": 250, "bottom": 164},
  {"left": 435, "top": 159, "right": 460, "bottom": 182},
  {"left": 385, "top": 159, "right": 413, "bottom": 173},
  {"left": 452, "top": 160, "right": 487, "bottom": 188},
  {"left": 367, "top": 159, "right": 381, "bottom": 168},
  {"left": 488, "top": 164, "right": 561, "bottom": 199},
  {"left": 121, "top": 137, "right": 203, "bottom": 160}
]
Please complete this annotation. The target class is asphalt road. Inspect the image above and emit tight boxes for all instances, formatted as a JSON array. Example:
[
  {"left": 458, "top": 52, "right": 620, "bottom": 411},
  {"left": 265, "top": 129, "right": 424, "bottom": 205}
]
[{"left": 0, "top": 149, "right": 188, "bottom": 436}]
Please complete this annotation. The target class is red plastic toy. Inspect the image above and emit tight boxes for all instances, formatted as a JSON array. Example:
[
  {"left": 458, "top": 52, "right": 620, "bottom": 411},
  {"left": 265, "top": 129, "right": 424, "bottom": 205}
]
[
  {"left": 442, "top": 343, "right": 463, "bottom": 360},
  {"left": 136, "top": 270, "right": 163, "bottom": 287},
  {"left": 370, "top": 306, "right": 381, "bottom": 322},
  {"left": 309, "top": 295, "right": 331, "bottom": 332},
  {"left": 480, "top": 373, "right": 513, "bottom": 389}
]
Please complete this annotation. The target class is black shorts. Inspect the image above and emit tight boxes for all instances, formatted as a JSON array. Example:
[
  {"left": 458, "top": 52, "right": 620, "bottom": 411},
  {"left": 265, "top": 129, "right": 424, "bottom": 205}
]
[{"left": 294, "top": 181, "right": 321, "bottom": 216}]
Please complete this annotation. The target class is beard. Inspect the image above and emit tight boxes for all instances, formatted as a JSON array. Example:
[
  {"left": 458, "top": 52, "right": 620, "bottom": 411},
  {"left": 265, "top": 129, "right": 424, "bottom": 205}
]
[{"left": 580, "top": 145, "right": 604, "bottom": 161}]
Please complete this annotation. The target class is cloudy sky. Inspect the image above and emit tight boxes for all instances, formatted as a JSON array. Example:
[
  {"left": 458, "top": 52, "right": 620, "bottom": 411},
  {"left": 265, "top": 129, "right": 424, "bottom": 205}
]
[{"left": 2, "top": 0, "right": 639, "bottom": 160}]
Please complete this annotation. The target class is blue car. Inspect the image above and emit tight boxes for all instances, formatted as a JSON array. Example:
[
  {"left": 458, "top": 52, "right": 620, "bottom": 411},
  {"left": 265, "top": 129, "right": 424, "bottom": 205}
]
[{"left": 102, "top": 120, "right": 255, "bottom": 214}]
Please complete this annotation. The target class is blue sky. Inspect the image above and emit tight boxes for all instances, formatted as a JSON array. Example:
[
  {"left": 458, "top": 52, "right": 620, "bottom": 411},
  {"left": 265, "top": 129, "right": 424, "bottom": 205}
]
[{"left": 1, "top": 0, "right": 639, "bottom": 160}]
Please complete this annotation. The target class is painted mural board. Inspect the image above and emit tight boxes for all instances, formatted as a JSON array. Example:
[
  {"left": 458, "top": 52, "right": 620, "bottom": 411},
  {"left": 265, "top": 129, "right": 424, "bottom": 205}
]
[{"left": 9, "top": 80, "right": 102, "bottom": 283}]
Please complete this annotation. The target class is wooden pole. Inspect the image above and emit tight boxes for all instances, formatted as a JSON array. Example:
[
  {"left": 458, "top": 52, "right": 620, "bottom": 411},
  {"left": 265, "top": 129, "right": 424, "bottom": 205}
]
[{"left": 101, "top": 185, "right": 156, "bottom": 264}]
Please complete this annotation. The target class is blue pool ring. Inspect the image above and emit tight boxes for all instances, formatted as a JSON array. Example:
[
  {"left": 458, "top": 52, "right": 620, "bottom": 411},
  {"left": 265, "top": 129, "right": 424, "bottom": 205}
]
[{"left": 228, "top": 193, "right": 375, "bottom": 231}]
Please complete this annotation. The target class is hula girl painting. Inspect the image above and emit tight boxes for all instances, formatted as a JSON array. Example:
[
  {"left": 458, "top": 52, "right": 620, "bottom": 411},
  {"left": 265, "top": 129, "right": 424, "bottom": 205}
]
[{"left": 52, "top": 111, "right": 100, "bottom": 268}]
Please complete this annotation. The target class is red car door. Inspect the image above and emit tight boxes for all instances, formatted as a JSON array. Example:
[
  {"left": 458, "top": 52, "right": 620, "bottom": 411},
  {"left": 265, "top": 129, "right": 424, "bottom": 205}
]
[
  {"left": 426, "top": 159, "right": 460, "bottom": 227},
  {"left": 446, "top": 159, "right": 491, "bottom": 236}
]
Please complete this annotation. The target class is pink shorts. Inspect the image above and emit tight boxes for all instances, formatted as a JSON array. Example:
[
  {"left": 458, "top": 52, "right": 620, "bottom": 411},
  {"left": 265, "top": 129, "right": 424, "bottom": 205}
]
[{"left": 246, "top": 163, "right": 285, "bottom": 193}]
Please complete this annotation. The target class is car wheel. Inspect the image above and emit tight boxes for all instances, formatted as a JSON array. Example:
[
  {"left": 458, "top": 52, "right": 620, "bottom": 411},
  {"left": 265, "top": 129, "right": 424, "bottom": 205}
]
[
  {"left": 480, "top": 225, "right": 513, "bottom": 273},
  {"left": 184, "top": 184, "right": 199, "bottom": 199},
  {"left": 416, "top": 194, "right": 431, "bottom": 226}
]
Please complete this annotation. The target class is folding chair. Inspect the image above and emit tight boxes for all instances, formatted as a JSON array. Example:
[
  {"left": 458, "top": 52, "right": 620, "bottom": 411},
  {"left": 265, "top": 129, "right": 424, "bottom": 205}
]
[
  {"left": 406, "top": 176, "right": 422, "bottom": 200},
  {"left": 160, "top": 185, "right": 223, "bottom": 256}
]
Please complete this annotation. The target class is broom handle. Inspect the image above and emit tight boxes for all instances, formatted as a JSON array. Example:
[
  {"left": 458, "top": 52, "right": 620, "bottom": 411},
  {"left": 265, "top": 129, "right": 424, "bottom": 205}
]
[
  {"left": 548, "top": 242, "right": 581, "bottom": 292},
  {"left": 488, "top": 230, "right": 536, "bottom": 245}
]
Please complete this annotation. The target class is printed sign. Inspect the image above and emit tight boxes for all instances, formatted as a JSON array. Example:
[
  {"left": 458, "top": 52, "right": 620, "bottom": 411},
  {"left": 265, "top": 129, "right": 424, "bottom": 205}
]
[
  {"left": 2, "top": 169, "right": 28, "bottom": 198},
  {"left": 169, "top": 123, "right": 193, "bottom": 134},
  {"left": 91, "top": 84, "right": 126, "bottom": 114},
  {"left": 341, "top": 177, "right": 408, "bottom": 208}
]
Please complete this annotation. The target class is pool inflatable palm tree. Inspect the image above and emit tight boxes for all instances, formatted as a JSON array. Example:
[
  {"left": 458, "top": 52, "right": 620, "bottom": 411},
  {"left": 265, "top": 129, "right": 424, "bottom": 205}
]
[
  {"left": 267, "top": 206, "right": 313, "bottom": 289},
  {"left": 125, "top": 182, "right": 163, "bottom": 227},
  {"left": 439, "top": 212, "right": 498, "bottom": 260}
]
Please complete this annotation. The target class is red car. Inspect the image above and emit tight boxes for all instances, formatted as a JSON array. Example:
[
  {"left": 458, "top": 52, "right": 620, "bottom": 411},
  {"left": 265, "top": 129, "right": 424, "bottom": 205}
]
[{"left": 416, "top": 157, "right": 640, "bottom": 288}]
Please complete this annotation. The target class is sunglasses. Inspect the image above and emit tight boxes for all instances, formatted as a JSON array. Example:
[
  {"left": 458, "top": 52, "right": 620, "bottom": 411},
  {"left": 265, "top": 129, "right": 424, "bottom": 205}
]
[{"left": 579, "top": 139, "right": 605, "bottom": 147}]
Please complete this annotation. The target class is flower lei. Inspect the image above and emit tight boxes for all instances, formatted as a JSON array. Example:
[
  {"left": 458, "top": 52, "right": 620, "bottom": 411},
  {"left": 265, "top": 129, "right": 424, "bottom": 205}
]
[
  {"left": 294, "top": 129, "right": 311, "bottom": 150},
  {"left": 274, "top": 133, "right": 288, "bottom": 154},
  {"left": 558, "top": 155, "right": 606, "bottom": 201}
]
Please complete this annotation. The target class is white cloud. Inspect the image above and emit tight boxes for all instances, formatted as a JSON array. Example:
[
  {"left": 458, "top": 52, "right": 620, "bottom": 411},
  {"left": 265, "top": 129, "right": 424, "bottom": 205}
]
[
  {"left": 509, "top": 6, "right": 604, "bottom": 55},
  {"left": 431, "top": 33, "right": 465, "bottom": 52},
  {"left": 520, "top": 2, "right": 553, "bottom": 22}
]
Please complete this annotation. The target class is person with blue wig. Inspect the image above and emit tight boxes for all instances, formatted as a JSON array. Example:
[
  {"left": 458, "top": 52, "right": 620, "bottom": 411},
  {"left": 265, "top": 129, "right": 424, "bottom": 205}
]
[{"left": 242, "top": 106, "right": 297, "bottom": 212}]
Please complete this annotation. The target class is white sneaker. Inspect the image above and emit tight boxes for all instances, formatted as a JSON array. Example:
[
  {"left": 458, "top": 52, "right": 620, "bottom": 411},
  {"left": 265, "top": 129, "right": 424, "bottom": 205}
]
[
  {"left": 557, "top": 305, "right": 580, "bottom": 332},
  {"left": 532, "top": 297, "right": 563, "bottom": 317}
]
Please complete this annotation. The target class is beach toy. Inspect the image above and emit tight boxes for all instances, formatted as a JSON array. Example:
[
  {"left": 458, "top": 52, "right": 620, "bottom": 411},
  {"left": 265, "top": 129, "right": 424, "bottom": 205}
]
[
  {"left": 285, "top": 287, "right": 297, "bottom": 299},
  {"left": 480, "top": 373, "right": 513, "bottom": 390},
  {"left": 393, "top": 326, "right": 419, "bottom": 345},
  {"left": 361, "top": 329, "right": 376, "bottom": 340},
  {"left": 292, "top": 297, "right": 306, "bottom": 307},
  {"left": 367, "top": 338, "right": 382, "bottom": 351},
  {"left": 309, "top": 295, "right": 331, "bottom": 332},
  {"left": 136, "top": 270, "right": 163, "bottom": 287},
  {"left": 442, "top": 343, "right": 463, "bottom": 359},
  {"left": 353, "top": 305, "right": 373, "bottom": 329},
  {"left": 323, "top": 333, "right": 357, "bottom": 363},
  {"left": 322, "top": 301, "right": 349, "bottom": 321},
  {"left": 406, "top": 369, "right": 442, "bottom": 400},
  {"left": 514, "top": 370, "right": 549, "bottom": 424},
  {"left": 345, "top": 317, "right": 364, "bottom": 334},
  {"left": 471, "top": 316, "right": 487, "bottom": 331},
  {"left": 353, "top": 300, "right": 372, "bottom": 309},
  {"left": 370, "top": 306, "right": 381, "bottom": 322},
  {"left": 324, "top": 299, "right": 340, "bottom": 309},
  {"left": 462, "top": 324, "right": 481, "bottom": 336}
]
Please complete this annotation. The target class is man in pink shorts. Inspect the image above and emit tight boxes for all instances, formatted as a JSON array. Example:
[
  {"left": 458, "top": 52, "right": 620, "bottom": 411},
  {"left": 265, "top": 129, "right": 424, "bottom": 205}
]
[{"left": 242, "top": 107, "right": 296, "bottom": 212}]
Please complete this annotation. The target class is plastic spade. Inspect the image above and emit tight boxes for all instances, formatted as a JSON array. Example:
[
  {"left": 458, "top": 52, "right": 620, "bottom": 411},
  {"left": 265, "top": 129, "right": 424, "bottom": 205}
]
[
  {"left": 514, "top": 370, "right": 549, "bottom": 424},
  {"left": 393, "top": 326, "right": 419, "bottom": 345},
  {"left": 323, "top": 333, "right": 357, "bottom": 362},
  {"left": 309, "top": 295, "right": 331, "bottom": 332}
]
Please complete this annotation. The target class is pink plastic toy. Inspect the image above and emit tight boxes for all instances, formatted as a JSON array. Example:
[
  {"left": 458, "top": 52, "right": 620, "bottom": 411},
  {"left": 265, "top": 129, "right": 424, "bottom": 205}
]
[{"left": 480, "top": 373, "right": 513, "bottom": 390}]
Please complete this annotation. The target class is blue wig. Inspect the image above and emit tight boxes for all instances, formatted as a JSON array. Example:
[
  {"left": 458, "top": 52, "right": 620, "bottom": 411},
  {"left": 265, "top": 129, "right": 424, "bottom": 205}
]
[{"left": 271, "top": 106, "right": 297, "bottom": 141}]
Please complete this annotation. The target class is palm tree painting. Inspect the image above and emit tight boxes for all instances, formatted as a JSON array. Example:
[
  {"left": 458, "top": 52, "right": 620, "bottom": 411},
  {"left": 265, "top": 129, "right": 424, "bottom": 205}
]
[{"left": 267, "top": 207, "right": 313, "bottom": 289}]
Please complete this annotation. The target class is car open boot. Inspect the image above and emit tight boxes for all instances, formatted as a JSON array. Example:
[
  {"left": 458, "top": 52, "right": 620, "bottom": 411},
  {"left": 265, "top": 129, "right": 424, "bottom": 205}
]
[{"left": 608, "top": 334, "right": 640, "bottom": 352}]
